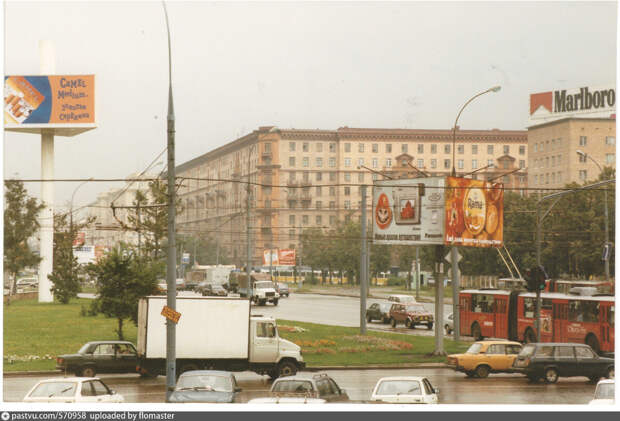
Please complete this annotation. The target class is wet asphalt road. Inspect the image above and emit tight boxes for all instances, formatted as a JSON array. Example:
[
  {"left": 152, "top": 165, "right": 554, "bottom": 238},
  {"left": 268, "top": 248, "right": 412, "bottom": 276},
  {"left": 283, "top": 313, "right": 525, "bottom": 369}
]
[{"left": 4, "top": 368, "right": 598, "bottom": 404}]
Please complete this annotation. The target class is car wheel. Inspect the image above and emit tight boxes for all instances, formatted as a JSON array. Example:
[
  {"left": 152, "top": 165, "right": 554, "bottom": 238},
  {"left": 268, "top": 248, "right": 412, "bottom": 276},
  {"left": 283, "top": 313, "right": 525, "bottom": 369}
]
[
  {"left": 277, "top": 360, "right": 298, "bottom": 378},
  {"left": 427, "top": 322, "right": 433, "bottom": 330},
  {"left": 475, "top": 365, "right": 490, "bottom": 379},
  {"left": 471, "top": 323, "right": 482, "bottom": 341},
  {"left": 523, "top": 328, "right": 536, "bottom": 344},
  {"left": 382, "top": 316, "right": 389, "bottom": 324},
  {"left": 273, "top": 299, "right": 279, "bottom": 306},
  {"left": 445, "top": 325, "right": 452, "bottom": 335},
  {"left": 588, "top": 375, "right": 601, "bottom": 383},
  {"left": 390, "top": 318, "right": 397, "bottom": 328},
  {"left": 366, "top": 314, "right": 373, "bottom": 323},
  {"left": 606, "top": 366, "right": 614, "bottom": 379},
  {"left": 81, "top": 366, "right": 96, "bottom": 377},
  {"left": 544, "top": 367, "right": 559, "bottom": 384},
  {"left": 405, "top": 319, "right": 412, "bottom": 328}
]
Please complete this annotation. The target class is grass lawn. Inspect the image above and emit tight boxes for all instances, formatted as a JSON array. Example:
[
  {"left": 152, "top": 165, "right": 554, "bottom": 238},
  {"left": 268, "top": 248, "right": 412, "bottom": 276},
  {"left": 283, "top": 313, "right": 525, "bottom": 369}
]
[{"left": 3, "top": 299, "right": 468, "bottom": 372}]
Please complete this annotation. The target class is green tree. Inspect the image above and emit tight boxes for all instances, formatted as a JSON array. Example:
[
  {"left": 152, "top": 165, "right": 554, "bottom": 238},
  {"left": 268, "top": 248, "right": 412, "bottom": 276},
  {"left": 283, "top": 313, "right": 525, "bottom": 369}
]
[
  {"left": 86, "top": 246, "right": 161, "bottom": 340},
  {"left": 48, "top": 212, "right": 95, "bottom": 304},
  {"left": 3, "top": 180, "right": 45, "bottom": 296}
]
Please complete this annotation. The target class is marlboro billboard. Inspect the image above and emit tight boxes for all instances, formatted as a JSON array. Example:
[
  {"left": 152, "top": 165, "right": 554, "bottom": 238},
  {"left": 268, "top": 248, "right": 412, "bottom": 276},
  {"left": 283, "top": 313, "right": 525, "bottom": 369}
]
[
  {"left": 372, "top": 176, "right": 503, "bottom": 248},
  {"left": 445, "top": 177, "right": 503, "bottom": 248}
]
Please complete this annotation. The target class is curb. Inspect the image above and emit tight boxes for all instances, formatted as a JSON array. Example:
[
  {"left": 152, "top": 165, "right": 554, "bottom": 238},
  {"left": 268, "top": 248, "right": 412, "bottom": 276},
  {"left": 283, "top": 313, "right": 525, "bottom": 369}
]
[
  {"left": 4, "top": 364, "right": 451, "bottom": 377},
  {"left": 294, "top": 290, "right": 444, "bottom": 304}
]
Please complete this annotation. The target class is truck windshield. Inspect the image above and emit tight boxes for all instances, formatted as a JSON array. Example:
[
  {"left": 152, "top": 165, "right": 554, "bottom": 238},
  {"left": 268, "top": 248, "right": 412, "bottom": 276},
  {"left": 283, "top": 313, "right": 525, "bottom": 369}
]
[{"left": 255, "top": 281, "right": 274, "bottom": 289}]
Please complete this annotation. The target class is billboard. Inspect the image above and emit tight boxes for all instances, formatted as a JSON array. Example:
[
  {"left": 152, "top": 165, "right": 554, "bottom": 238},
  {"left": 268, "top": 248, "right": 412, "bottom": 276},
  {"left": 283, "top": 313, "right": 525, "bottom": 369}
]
[
  {"left": 73, "top": 246, "right": 96, "bottom": 265},
  {"left": 529, "top": 85, "right": 615, "bottom": 124},
  {"left": 4, "top": 75, "right": 95, "bottom": 126},
  {"left": 263, "top": 249, "right": 279, "bottom": 266},
  {"left": 372, "top": 177, "right": 446, "bottom": 245},
  {"left": 262, "top": 249, "right": 296, "bottom": 266},
  {"left": 444, "top": 177, "right": 503, "bottom": 248}
]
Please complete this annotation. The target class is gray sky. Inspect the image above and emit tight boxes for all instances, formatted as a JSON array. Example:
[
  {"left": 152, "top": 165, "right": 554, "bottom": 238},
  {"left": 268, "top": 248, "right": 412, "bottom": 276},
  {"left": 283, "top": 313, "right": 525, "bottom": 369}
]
[{"left": 3, "top": 1, "right": 617, "bottom": 209}]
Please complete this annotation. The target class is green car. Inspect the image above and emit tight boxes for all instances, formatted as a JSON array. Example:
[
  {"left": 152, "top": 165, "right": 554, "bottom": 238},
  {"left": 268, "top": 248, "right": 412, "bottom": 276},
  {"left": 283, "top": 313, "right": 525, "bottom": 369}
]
[
  {"left": 366, "top": 302, "right": 392, "bottom": 323},
  {"left": 56, "top": 341, "right": 139, "bottom": 377}
]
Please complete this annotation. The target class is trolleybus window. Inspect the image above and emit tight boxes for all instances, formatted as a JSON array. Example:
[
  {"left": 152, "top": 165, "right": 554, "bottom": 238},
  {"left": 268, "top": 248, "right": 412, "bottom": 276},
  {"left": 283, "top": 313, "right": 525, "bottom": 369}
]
[
  {"left": 568, "top": 301, "right": 599, "bottom": 323},
  {"left": 471, "top": 294, "right": 494, "bottom": 313}
]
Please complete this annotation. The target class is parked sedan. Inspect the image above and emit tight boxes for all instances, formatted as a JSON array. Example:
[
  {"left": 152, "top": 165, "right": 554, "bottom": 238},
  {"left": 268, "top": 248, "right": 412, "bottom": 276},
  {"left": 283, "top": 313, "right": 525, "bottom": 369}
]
[
  {"left": 197, "top": 282, "right": 228, "bottom": 296},
  {"left": 168, "top": 371, "right": 241, "bottom": 403},
  {"left": 444, "top": 313, "right": 454, "bottom": 335},
  {"left": 23, "top": 377, "right": 124, "bottom": 403},
  {"left": 56, "top": 341, "right": 138, "bottom": 377},
  {"left": 589, "top": 379, "right": 615, "bottom": 405},
  {"left": 370, "top": 376, "right": 438, "bottom": 404},
  {"left": 447, "top": 341, "right": 522, "bottom": 378},
  {"left": 512, "top": 343, "right": 614, "bottom": 383},
  {"left": 366, "top": 302, "right": 392, "bottom": 324},
  {"left": 270, "top": 372, "right": 349, "bottom": 403}
]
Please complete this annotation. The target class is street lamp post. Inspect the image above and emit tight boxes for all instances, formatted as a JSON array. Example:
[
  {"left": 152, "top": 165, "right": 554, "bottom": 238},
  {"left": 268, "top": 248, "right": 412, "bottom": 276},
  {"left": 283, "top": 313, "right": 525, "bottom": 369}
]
[{"left": 576, "top": 150, "right": 610, "bottom": 282}]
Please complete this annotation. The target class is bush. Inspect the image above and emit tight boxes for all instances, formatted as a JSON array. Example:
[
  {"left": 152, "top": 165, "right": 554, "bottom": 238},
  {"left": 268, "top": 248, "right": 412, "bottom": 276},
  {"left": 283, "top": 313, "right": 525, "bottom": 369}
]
[{"left": 387, "top": 276, "right": 405, "bottom": 286}]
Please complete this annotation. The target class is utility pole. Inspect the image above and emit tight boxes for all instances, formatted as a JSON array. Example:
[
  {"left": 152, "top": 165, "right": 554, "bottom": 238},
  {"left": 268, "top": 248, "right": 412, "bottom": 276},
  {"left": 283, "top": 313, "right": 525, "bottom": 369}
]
[
  {"left": 246, "top": 145, "right": 254, "bottom": 300},
  {"left": 415, "top": 247, "right": 420, "bottom": 301},
  {"left": 432, "top": 245, "right": 446, "bottom": 356},
  {"left": 162, "top": 1, "right": 176, "bottom": 402},
  {"left": 450, "top": 246, "right": 461, "bottom": 341},
  {"left": 298, "top": 224, "right": 303, "bottom": 289},
  {"left": 360, "top": 185, "right": 368, "bottom": 334}
]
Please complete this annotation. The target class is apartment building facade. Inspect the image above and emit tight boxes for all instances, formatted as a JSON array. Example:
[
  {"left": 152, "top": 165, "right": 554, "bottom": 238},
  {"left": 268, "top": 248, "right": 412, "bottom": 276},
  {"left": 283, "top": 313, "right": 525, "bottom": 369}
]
[
  {"left": 175, "top": 126, "right": 528, "bottom": 268},
  {"left": 527, "top": 117, "right": 616, "bottom": 190}
]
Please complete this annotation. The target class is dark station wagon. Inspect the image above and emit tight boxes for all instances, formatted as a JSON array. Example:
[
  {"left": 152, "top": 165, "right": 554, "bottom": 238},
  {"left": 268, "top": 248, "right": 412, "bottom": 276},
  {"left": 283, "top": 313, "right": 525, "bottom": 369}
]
[
  {"left": 56, "top": 341, "right": 138, "bottom": 377},
  {"left": 512, "top": 342, "right": 615, "bottom": 384}
]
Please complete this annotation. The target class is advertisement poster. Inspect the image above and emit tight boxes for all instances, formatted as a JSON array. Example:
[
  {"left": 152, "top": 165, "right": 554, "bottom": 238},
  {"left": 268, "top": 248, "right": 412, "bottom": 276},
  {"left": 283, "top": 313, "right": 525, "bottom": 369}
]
[
  {"left": 444, "top": 177, "right": 503, "bottom": 248},
  {"left": 4, "top": 75, "right": 95, "bottom": 126},
  {"left": 278, "top": 249, "right": 296, "bottom": 266},
  {"left": 263, "top": 249, "right": 279, "bottom": 266},
  {"left": 372, "top": 177, "right": 446, "bottom": 245}
]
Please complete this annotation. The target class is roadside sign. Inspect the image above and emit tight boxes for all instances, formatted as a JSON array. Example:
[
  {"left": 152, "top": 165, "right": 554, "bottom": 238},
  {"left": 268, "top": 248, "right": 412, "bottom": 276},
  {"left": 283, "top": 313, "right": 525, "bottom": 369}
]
[
  {"left": 602, "top": 244, "right": 611, "bottom": 261},
  {"left": 161, "top": 305, "right": 181, "bottom": 324},
  {"left": 444, "top": 250, "right": 462, "bottom": 265},
  {"left": 182, "top": 253, "right": 190, "bottom": 264}
]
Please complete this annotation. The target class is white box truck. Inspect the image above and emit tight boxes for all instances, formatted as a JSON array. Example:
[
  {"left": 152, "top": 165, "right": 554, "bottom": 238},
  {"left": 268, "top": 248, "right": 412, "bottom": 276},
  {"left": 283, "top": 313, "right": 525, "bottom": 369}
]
[{"left": 136, "top": 296, "right": 304, "bottom": 378}]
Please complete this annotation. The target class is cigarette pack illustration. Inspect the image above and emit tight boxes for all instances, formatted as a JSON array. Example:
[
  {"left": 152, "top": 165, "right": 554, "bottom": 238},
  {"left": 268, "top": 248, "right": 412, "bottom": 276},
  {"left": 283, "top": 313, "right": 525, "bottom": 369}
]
[{"left": 4, "top": 76, "right": 45, "bottom": 124}]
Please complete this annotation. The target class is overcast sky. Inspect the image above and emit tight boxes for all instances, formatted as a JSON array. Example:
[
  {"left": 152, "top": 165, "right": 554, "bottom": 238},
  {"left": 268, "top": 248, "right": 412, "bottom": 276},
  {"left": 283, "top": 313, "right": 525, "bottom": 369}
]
[{"left": 2, "top": 1, "right": 617, "bottom": 209}]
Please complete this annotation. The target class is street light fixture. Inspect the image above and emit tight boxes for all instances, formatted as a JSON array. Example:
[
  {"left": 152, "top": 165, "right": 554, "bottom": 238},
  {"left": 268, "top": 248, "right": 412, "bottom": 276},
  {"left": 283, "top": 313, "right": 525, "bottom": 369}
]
[
  {"left": 451, "top": 86, "right": 501, "bottom": 177},
  {"left": 462, "top": 163, "right": 494, "bottom": 178},
  {"left": 576, "top": 150, "right": 610, "bottom": 282}
]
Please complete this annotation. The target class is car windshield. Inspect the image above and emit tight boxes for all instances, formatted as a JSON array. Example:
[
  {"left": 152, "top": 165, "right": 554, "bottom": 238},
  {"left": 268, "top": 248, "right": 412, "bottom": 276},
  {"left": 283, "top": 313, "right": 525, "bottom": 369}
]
[
  {"left": 406, "top": 304, "right": 426, "bottom": 312},
  {"left": 255, "top": 281, "right": 274, "bottom": 289},
  {"left": 465, "top": 343, "right": 483, "bottom": 354},
  {"left": 518, "top": 344, "right": 536, "bottom": 357},
  {"left": 29, "top": 381, "right": 77, "bottom": 398},
  {"left": 176, "top": 375, "right": 232, "bottom": 392},
  {"left": 594, "top": 383, "right": 615, "bottom": 399},
  {"left": 376, "top": 380, "right": 422, "bottom": 396},
  {"left": 272, "top": 380, "right": 314, "bottom": 393}
]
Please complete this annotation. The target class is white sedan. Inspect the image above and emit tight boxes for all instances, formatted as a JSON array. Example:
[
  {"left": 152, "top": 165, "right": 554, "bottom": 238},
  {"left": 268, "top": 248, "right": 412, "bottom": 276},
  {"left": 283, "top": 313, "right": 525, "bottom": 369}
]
[
  {"left": 370, "top": 376, "right": 439, "bottom": 404},
  {"left": 23, "top": 377, "right": 124, "bottom": 403}
]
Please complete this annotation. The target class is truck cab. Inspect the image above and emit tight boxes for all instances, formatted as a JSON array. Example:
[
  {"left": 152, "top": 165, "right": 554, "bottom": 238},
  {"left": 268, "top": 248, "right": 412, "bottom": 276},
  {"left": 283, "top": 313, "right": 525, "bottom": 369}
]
[
  {"left": 249, "top": 315, "right": 304, "bottom": 377},
  {"left": 252, "top": 281, "right": 279, "bottom": 306}
]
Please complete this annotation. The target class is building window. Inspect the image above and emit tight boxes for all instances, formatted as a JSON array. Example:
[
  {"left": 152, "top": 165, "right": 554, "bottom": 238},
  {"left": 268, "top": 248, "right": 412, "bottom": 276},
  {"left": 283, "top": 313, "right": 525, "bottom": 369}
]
[
  {"left": 372, "top": 158, "right": 378, "bottom": 168},
  {"left": 579, "top": 170, "right": 587, "bottom": 181},
  {"left": 329, "top": 143, "right": 336, "bottom": 152},
  {"left": 264, "top": 142, "right": 271, "bottom": 153},
  {"left": 534, "top": 175, "right": 538, "bottom": 185},
  {"left": 401, "top": 144, "right": 408, "bottom": 153},
  {"left": 344, "top": 143, "right": 351, "bottom": 152},
  {"left": 358, "top": 143, "right": 365, "bottom": 153},
  {"left": 344, "top": 157, "right": 351, "bottom": 167},
  {"left": 557, "top": 155, "right": 561, "bottom": 165},
  {"left": 503, "top": 145, "right": 509, "bottom": 154},
  {"left": 519, "top": 145, "right": 526, "bottom": 155},
  {"left": 444, "top": 144, "right": 451, "bottom": 154},
  {"left": 503, "top": 161, "right": 509, "bottom": 169},
  {"left": 488, "top": 145, "right": 494, "bottom": 154},
  {"left": 289, "top": 142, "right": 296, "bottom": 152},
  {"left": 551, "top": 139, "right": 556, "bottom": 150},
  {"left": 472, "top": 145, "right": 478, "bottom": 155},
  {"left": 344, "top": 186, "right": 350, "bottom": 196},
  {"left": 546, "top": 173, "right": 549, "bottom": 184},
  {"left": 316, "top": 143, "right": 323, "bottom": 152},
  {"left": 546, "top": 157, "right": 549, "bottom": 167},
  {"left": 329, "top": 201, "right": 336, "bottom": 209},
  {"left": 344, "top": 172, "right": 351, "bottom": 182},
  {"left": 519, "top": 160, "right": 525, "bottom": 169},
  {"left": 316, "top": 201, "right": 322, "bottom": 210},
  {"left": 606, "top": 136, "right": 615, "bottom": 145},
  {"left": 488, "top": 159, "right": 494, "bottom": 167},
  {"left": 329, "top": 158, "right": 336, "bottom": 167},
  {"left": 457, "top": 144, "right": 464, "bottom": 154},
  {"left": 557, "top": 172, "right": 562, "bottom": 183},
  {"left": 316, "top": 215, "right": 322, "bottom": 225},
  {"left": 289, "top": 171, "right": 296, "bottom": 181},
  {"left": 303, "top": 142, "right": 309, "bottom": 152},
  {"left": 417, "top": 159, "right": 424, "bottom": 168},
  {"left": 289, "top": 215, "right": 295, "bottom": 225},
  {"left": 579, "top": 136, "right": 587, "bottom": 146},
  {"left": 503, "top": 175, "right": 510, "bottom": 183},
  {"left": 302, "top": 215, "right": 309, "bottom": 225},
  {"left": 578, "top": 154, "right": 586, "bottom": 163},
  {"left": 358, "top": 173, "right": 364, "bottom": 182},
  {"left": 551, "top": 173, "right": 556, "bottom": 183},
  {"left": 344, "top": 200, "right": 351, "bottom": 209},
  {"left": 418, "top": 144, "right": 424, "bottom": 153},
  {"left": 386, "top": 158, "right": 392, "bottom": 168},
  {"left": 303, "top": 157, "right": 309, "bottom": 167},
  {"left": 330, "top": 215, "right": 336, "bottom": 225},
  {"left": 401, "top": 159, "right": 408, "bottom": 167},
  {"left": 358, "top": 158, "right": 364, "bottom": 166},
  {"left": 431, "top": 159, "right": 437, "bottom": 169},
  {"left": 431, "top": 144, "right": 437, "bottom": 154},
  {"left": 330, "top": 172, "right": 336, "bottom": 181},
  {"left": 472, "top": 159, "right": 478, "bottom": 169},
  {"left": 372, "top": 174, "right": 378, "bottom": 181},
  {"left": 606, "top": 153, "right": 615, "bottom": 164},
  {"left": 372, "top": 143, "right": 378, "bottom": 153},
  {"left": 316, "top": 172, "right": 322, "bottom": 181},
  {"left": 444, "top": 159, "right": 451, "bottom": 169},
  {"left": 303, "top": 171, "right": 309, "bottom": 182},
  {"left": 316, "top": 186, "right": 322, "bottom": 195},
  {"left": 458, "top": 159, "right": 464, "bottom": 169},
  {"left": 316, "top": 157, "right": 323, "bottom": 167},
  {"left": 330, "top": 186, "right": 336, "bottom": 196},
  {"left": 534, "top": 143, "right": 537, "bottom": 153},
  {"left": 289, "top": 157, "right": 295, "bottom": 167},
  {"left": 386, "top": 144, "right": 392, "bottom": 153},
  {"left": 551, "top": 156, "right": 556, "bottom": 167},
  {"left": 289, "top": 229, "right": 295, "bottom": 238}
]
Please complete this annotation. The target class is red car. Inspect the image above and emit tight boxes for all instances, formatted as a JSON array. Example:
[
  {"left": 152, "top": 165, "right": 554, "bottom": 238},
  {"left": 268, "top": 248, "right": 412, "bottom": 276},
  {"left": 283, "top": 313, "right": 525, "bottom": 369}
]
[{"left": 389, "top": 303, "right": 434, "bottom": 330}]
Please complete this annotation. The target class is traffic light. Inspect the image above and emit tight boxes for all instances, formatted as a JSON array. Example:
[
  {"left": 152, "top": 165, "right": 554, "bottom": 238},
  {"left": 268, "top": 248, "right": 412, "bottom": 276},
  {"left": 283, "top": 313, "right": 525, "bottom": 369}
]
[
  {"left": 535, "top": 265, "right": 548, "bottom": 291},
  {"left": 524, "top": 266, "right": 547, "bottom": 292},
  {"left": 524, "top": 268, "right": 536, "bottom": 292}
]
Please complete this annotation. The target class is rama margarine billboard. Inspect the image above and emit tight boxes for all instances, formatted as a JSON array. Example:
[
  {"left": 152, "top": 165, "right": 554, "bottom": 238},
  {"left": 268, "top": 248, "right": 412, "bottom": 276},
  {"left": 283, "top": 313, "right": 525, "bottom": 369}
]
[{"left": 372, "top": 176, "right": 503, "bottom": 248}]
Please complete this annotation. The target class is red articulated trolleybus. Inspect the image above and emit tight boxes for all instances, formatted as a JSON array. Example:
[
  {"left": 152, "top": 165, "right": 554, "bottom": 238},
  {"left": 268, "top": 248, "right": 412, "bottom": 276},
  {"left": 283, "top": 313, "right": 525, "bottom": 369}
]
[{"left": 459, "top": 288, "right": 615, "bottom": 355}]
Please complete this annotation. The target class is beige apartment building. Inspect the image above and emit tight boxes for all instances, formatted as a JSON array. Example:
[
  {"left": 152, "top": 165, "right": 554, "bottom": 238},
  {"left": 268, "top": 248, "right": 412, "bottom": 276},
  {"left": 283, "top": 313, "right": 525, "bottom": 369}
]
[
  {"left": 175, "top": 126, "right": 528, "bottom": 268},
  {"left": 527, "top": 117, "right": 616, "bottom": 190}
]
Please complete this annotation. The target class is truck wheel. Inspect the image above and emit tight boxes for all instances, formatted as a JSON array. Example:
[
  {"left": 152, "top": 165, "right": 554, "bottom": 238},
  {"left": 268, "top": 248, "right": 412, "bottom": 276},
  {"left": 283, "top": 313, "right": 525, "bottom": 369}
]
[
  {"left": 273, "top": 299, "right": 279, "bottom": 306},
  {"left": 277, "top": 361, "right": 298, "bottom": 378},
  {"left": 81, "top": 366, "right": 96, "bottom": 377},
  {"left": 366, "top": 314, "right": 372, "bottom": 323},
  {"left": 260, "top": 299, "right": 267, "bottom": 306},
  {"left": 390, "top": 318, "right": 397, "bottom": 328},
  {"left": 427, "top": 322, "right": 434, "bottom": 330},
  {"left": 405, "top": 319, "right": 412, "bottom": 328},
  {"left": 139, "top": 369, "right": 158, "bottom": 379}
]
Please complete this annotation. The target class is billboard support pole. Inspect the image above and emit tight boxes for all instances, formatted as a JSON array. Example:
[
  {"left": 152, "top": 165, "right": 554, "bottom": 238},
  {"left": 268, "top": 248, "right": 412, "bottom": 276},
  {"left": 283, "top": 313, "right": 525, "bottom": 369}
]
[
  {"left": 451, "top": 246, "right": 460, "bottom": 341},
  {"left": 360, "top": 185, "right": 368, "bottom": 335},
  {"left": 433, "top": 245, "right": 446, "bottom": 356},
  {"left": 415, "top": 247, "right": 420, "bottom": 301}
]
